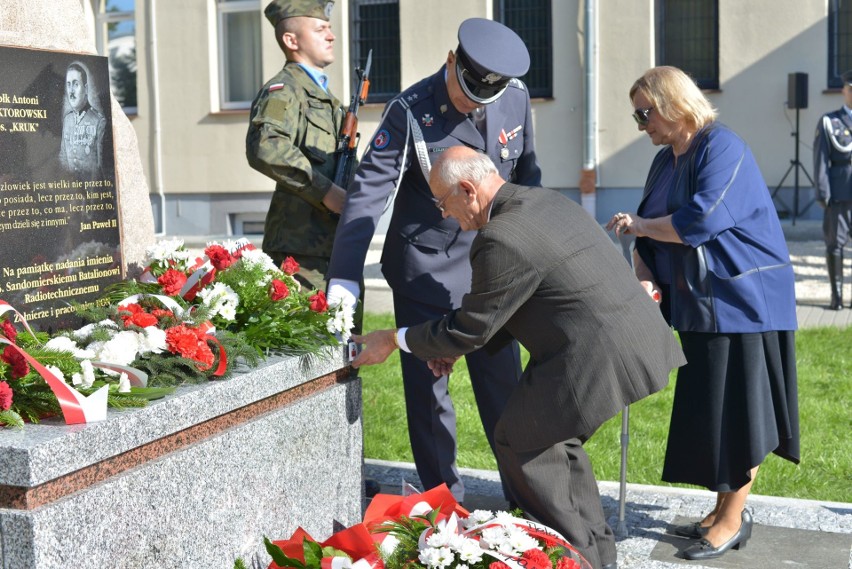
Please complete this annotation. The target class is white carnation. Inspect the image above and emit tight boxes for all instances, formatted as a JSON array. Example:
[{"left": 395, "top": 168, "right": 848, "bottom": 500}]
[
  {"left": 140, "top": 327, "right": 167, "bottom": 354},
  {"left": 118, "top": 372, "right": 131, "bottom": 393},
  {"left": 418, "top": 547, "right": 454, "bottom": 569},
  {"left": 198, "top": 282, "right": 239, "bottom": 321},
  {"left": 239, "top": 249, "right": 278, "bottom": 272},
  {"left": 94, "top": 331, "right": 141, "bottom": 370},
  {"left": 72, "top": 360, "right": 96, "bottom": 388}
]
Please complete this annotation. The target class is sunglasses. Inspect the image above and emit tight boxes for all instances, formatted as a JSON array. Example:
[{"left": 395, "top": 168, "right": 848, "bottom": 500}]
[
  {"left": 632, "top": 106, "right": 654, "bottom": 126},
  {"left": 432, "top": 187, "right": 458, "bottom": 213}
]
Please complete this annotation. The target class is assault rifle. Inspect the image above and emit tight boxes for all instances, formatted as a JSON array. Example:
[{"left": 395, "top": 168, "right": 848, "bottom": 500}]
[{"left": 333, "top": 50, "right": 372, "bottom": 188}]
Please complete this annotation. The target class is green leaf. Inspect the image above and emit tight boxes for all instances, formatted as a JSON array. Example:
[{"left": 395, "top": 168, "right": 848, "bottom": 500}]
[
  {"left": 302, "top": 538, "right": 324, "bottom": 569},
  {"left": 264, "top": 536, "right": 305, "bottom": 569}
]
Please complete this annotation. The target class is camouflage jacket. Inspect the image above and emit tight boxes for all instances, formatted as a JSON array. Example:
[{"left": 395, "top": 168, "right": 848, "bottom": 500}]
[{"left": 246, "top": 62, "right": 344, "bottom": 257}]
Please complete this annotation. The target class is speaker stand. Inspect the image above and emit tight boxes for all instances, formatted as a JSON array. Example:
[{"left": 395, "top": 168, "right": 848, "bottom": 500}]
[{"left": 772, "top": 106, "right": 815, "bottom": 225}]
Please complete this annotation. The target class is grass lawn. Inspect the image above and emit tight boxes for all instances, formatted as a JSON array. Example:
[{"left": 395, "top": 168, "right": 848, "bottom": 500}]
[{"left": 360, "top": 313, "right": 852, "bottom": 503}]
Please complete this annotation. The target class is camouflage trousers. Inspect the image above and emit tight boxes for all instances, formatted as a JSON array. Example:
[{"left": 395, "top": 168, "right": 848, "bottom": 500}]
[{"left": 266, "top": 250, "right": 363, "bottom": 334}]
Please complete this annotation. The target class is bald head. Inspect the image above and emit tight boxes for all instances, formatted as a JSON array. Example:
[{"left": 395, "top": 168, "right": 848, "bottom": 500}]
[
  {"left": 429, "top": 146, "right": 498, "bottom": 191},
  {"left": 429, "top": 146, "right": 503, "bottom": 231}
]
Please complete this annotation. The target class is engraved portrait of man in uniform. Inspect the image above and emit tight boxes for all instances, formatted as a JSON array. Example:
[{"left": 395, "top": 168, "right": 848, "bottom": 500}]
[{"left": 59, "top": 61, "right": 111, "bottom": 180}]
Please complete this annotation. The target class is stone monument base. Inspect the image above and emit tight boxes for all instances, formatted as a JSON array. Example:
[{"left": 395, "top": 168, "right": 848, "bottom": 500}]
[{"left": 0, "top": 349, "right": 362, "bottom": 568}]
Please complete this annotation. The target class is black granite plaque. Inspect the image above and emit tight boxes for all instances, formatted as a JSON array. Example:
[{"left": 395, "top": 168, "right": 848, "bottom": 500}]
[{"left": 0, "top": 46, "right": 122, "bottom": 332}]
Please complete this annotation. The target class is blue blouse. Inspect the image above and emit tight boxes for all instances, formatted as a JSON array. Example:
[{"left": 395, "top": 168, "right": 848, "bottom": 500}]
[{"left": 636, "top": 124, "right": 798, "bottom": 333}]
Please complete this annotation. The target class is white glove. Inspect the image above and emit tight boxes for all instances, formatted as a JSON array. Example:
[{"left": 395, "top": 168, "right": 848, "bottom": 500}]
[{"left": 327, "top": 278, "right": 360, "bottom": 311}]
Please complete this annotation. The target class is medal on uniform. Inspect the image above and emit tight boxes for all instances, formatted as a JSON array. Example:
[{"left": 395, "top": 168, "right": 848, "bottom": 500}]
[
  {"left": 421, "top": 114, "right": 434, "bottom": 127},
  {"left": 498, "top": 129, "right": 509, "bottom": 159}
]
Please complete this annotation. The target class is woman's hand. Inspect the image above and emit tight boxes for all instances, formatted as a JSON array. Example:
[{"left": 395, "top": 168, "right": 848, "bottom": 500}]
[
  {"left": 640, "top": 279, "right": 662, "bottom": 303},
  {"left": 606, "top": 212, "right": 644, "bottom": 237}
]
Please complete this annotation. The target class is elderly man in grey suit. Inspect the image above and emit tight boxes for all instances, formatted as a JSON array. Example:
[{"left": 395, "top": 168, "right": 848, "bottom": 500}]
[{"left": 353, "top": 146, "right": 685, "bottom": 569}]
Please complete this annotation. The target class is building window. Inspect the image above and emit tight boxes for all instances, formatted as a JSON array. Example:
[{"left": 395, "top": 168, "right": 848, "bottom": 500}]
[
  {"left": 829, "top": 0, "right": 852, "bottom": 88},
  {"left": 217, "top": 0, "right": 262, "bottom": 110},
  {"left": 656, "top": 0, "right": 719, "bottom": 90},
  {"left": 95, "top": 0, "right": 137, "bottom": 112},
  {"left": 495, "top": 0, "right": 553, "bottom": 99},
  {"left": 351, "top": 0, "right": 400, "bottom": 103}
]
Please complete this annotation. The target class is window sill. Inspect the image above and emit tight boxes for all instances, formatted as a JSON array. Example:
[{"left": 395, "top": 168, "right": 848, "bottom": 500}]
[{"left": 209, "top": 109, "right": 251, "bottom": 116}]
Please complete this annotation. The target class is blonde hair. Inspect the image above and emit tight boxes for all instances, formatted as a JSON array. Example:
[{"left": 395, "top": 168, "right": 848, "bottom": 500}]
[{"left": 629, "top": 66, "right": 717, "bottom": 131}]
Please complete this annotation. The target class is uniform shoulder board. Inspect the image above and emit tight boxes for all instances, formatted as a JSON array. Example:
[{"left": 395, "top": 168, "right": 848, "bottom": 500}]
[
  {"left": 508, "top": 78, "right": 526, "bottom": 91},
  {"left": 268, "top": 83, "right": 285, "bottom": 92}
]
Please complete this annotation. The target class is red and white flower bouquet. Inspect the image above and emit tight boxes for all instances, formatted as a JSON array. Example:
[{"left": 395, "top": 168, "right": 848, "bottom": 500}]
[{"left": 242, "top": 485, "right": 591, "bottom": 569}]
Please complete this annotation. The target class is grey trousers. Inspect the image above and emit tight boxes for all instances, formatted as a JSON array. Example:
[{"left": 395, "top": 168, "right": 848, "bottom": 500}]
[{"left": 494, "top": 423, "right": 617, "bottom": 569}]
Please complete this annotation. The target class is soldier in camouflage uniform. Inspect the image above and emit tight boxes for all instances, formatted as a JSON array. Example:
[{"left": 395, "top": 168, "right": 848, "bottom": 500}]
[
  {"left": 60, "top": 62, "right": 108, "bottom": 180},
  {"left": 813, "top": 69, "right": 852, "bottom": 309},
  {"left": 246, "top": 0, "right": 347, "bottom": 293}
]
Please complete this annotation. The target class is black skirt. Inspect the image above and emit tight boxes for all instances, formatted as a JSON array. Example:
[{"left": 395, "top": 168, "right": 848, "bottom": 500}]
[{"left": 661, "top": 330, "right": 800, "bottom": 492}]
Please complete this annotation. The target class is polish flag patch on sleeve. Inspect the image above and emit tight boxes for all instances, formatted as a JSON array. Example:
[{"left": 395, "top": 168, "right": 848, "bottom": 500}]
[{"left": 268, "top": 83, "right": 284, "bottom": 92}]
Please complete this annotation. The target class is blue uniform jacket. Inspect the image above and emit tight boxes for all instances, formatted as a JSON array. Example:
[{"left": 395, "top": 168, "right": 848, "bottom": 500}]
[
  {"left": 328, "top": 66, "right": 541, "bottom": 308},
  {"left": 636, "top": 124, "right": 797, "bottom": 333},
  {"left": 813, "top": 107, "right": 852, "bottom": 204}
]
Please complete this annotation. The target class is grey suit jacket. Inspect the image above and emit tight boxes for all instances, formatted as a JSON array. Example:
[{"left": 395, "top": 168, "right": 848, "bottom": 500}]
[{"left": 406, "top": 184, "right": 686, "bottom": 452}]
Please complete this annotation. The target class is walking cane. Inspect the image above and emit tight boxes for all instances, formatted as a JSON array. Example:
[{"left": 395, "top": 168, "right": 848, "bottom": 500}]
[
  {"left": 615, "top": 405, "right": 629, "bottom": 538},
  {"left": 614, "top": 232, "right": 634, "bottom": 538}
]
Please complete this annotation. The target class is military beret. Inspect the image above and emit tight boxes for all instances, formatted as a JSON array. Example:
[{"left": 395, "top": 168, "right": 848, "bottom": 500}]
[
  {"left": 842, "top": 70, "right": 852, "bottom": 86},
  {"left": 454, "top": 18, "right": 530, "bottom": 105},
  {"left": 264, "top": 0, "right": 334, "bottom": 26}
]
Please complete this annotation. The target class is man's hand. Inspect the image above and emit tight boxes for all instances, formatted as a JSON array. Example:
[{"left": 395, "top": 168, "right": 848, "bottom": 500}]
[
  {"left": 322, "top": 184, "right": 348, "bottom": 214},
  {"left": 427, "top": 356, "right": 460, "bottom": 377},
  {"left": 817, "top": 198, "right": 828, "bottom": 209},
  {"left": 351, "top": 329, "right": 398, "bottom": 368}
]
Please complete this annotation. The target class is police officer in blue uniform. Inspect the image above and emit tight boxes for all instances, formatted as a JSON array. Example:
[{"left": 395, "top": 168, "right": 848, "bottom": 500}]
[
  {"left": 813, "top": 69, "right": 852, "bottom": 310},
  {"left": 327, "top": 18, "right": 541, "bottom": 504}
]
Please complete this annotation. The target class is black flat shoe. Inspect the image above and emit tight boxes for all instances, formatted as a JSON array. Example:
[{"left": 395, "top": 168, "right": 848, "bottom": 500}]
[
  {"left": 682, "top": 511, "right": 753, "bottom": 560},
  {"left": 670, "top": 521, "right": 708, "bottom": 539}
]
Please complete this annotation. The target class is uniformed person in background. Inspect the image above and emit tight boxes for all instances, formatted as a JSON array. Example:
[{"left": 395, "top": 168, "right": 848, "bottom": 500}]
[
  {"left": 60, "top": 62, "right": 108, "bottom": 180},
  {"left": 813, "top": 69, "right": 852, "bottom": 310},
  {"left": 327, "top": 19, "right": 542, "bottom": 507},
  {"left": 246, "top": 0, "right": 347, "bottom": 292}
]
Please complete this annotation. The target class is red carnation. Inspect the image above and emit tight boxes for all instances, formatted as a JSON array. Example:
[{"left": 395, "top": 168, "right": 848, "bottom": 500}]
[
  {"left": 1, "top": 345, "right": 30, "bottom": 379},
  {"left": 129, "top": 312, "right": 159, "bottom": 328},
  {"left": 205, "top": 245, "right": 235, "bottom": 271},
  {"left": 269, "top": 279, "right": 290, "bottom": 301},
  {"left": 120, "top": 303, "right": 143, "bottom": 314},
  {"left": 555, "top": 557, "right": 581, "bottom": 569},
  {"left": 489, "top": 562, "right": 511, "bottom": 569},
  {"left": 158, "top": 268, "right": 188, "bottom": 296},
  {"left": 0, "top": 381, "right": 12, "bottom": 410},
  {"left": 193, "top": 338, "right": 215, "bottom": 371},
  {"left": 165, "top": 325, "right": 201, "bottom": 359},
  {"left": 2, "top": 318, "right": 17, "bottom": 343},
  {"left": 280, "top": 256, "right": 300, "bottom": 275},
  {"left": 521, "top": 549, "right": 552, "bottom": 569},
  {"left": 309, "top": 290, "right": 328, "bottom": 313},
  {"left": 152, "top": 309, "right": 175, "bottom": 320}
]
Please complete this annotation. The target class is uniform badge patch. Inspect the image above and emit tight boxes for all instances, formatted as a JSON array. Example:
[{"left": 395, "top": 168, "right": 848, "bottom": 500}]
[
  {"left": 421, "top": 114, "right": 434, "bottom": 127},
  {"left": 373, "top": 129, "right": 391, "bottom": 149}
]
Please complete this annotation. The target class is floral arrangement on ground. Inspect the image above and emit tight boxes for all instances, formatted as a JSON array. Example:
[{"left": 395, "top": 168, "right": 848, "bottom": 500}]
[
  {"left": 233, "top": 485, "right": 592, "bottom": 569},
  {"left": 0, "top": 238, "right": 350, "bottom": 428}
]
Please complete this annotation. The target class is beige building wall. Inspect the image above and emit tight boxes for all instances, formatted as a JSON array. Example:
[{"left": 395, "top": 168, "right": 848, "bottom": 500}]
[{"left": 98, "top": 0, "right": 840, "bottom": 235}]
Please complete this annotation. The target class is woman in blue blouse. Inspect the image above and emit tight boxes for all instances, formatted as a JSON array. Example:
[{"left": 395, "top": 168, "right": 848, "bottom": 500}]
[{"left": 607, "top": 66, "right": 800, "bottom": 561}]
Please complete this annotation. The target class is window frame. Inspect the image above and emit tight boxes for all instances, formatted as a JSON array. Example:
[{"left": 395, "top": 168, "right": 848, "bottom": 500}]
[
  {"left": 216, "top": 0, "right": 263, "bottom": 111},
  {"left": 94, "top": 0, "right": 138, "bottom": 114},
  {"left": 655, "top": 0, "right": 720, "bottom": 91},
  {"left": 350, "top": 0, "right": 401, "bottom": 104},
  {"left": 494, "top": 0, "right": 553, "bottom": 99},
  {"left": 828, "top": 0, "right": 852, "bottom": 89}
]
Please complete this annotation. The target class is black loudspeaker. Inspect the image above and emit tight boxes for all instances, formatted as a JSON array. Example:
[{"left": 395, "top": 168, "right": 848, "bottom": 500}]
[{"left": 787, "top": 72, "right": 808, "bottom": 109}]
